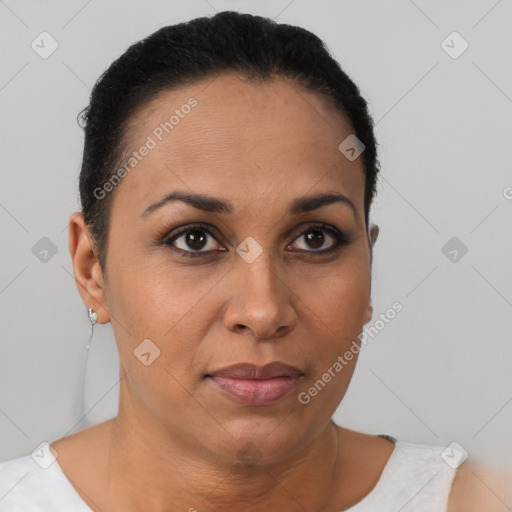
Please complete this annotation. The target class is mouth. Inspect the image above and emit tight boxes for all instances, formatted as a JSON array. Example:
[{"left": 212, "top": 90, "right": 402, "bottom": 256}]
[{"left": 205, "top": 361, "right": 304, "bottom": 406}]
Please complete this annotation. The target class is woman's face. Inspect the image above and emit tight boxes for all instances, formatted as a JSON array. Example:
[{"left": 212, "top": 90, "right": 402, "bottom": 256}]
[{"left": 90, "top": 72, "right": 376, "bottom": 463}]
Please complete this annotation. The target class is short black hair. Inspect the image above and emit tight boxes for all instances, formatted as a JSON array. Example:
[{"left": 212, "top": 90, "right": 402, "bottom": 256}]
[{"left": 78, "top": 10, "right": 380, "bottom": 274}]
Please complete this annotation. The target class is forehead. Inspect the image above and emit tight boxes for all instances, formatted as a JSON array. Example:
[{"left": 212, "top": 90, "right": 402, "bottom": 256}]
[{"left": 112, "top": 72, "right": 365, "bottom": 216}]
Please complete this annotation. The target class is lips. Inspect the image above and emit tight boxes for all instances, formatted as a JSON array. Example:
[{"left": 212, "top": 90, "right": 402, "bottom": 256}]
[{"left": 206, "top": 362, "right": 303, "bottom": 405}]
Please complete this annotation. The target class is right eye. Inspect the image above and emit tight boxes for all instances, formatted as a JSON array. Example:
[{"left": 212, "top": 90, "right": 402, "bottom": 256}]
[{"left": 162, "top": 223, "right": 226, "bottom": 257}]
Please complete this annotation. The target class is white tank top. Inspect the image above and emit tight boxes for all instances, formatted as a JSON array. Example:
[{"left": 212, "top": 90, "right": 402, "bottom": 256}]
[
  {"left": 0, "top": 436, "right": 464, "bottom": 511},
  {"left": 345, "top": 435, "right": 463, "bottom": 511}
]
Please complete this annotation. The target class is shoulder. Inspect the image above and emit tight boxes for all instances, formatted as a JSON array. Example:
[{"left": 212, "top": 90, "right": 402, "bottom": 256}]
[
  {"left": 335, "top": 428, "right": 457, "bottom": 510},
  {"left": 446, "top": 460, "right": 512, "bottom": 512}
]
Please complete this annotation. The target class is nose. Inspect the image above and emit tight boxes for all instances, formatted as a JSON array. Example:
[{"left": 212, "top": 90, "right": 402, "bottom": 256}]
[{"left": 223, "top": 251, "right": 298, "bottom": 341}]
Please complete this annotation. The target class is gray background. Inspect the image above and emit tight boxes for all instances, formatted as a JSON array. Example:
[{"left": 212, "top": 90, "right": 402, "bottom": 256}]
[{"left": 1, "top": 0, "right": 511, "bottom": 478}]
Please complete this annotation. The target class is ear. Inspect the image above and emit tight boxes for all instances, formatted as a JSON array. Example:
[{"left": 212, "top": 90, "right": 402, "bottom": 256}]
[
  {"left": 364, "top": 223, "right": 379, "bottom": 325},
  {"left": 363, "top": 304, "right": 373, "bottom": 325},
  {"left": 68, "top": 212, "right": 110, "bottom": 324},
  {"left": 369, "top": 223, "right": 379, "bottom": 248}
]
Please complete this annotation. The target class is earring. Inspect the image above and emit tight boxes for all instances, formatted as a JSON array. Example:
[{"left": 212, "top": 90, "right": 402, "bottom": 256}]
[
  {"left": 88, "top": 307, "right": 97, "bottom": 325},
  {"left": 78, "top": 308, "right": 98, "bottom": 424}
]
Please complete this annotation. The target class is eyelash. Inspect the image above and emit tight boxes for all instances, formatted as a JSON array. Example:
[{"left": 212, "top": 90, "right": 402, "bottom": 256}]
[{"left": 155, "top": 222, "right": 350, "bottom": 258}]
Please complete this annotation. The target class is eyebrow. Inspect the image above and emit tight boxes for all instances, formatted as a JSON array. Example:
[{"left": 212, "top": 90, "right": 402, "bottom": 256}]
[{"left": 141, "top": 190, "right": 357, "bottom": 219}]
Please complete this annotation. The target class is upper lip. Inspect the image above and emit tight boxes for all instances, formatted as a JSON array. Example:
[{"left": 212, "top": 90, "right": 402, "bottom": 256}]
[{"left": 207, "top": 362, "right": 303, "bottom": 379}]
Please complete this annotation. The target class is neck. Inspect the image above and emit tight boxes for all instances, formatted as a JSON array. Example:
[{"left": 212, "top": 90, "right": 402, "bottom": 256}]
[{"left": 102, "top": 398, "right": 342, "bottom": 511}]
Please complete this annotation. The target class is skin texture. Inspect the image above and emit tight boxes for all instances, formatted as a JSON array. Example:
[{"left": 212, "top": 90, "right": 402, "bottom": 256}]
[
  {"left": 447, "top": 461, "right": 512, "bottom": 511},
  {"left": 53, "top": 71, "right": 495, "bottom": 511}
]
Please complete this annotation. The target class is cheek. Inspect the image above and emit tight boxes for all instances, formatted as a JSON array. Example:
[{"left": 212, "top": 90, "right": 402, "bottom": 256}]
[
  {"left": 298, "top": 356, "right": 359, "bottom": 412},
  {"left": 295, "top": 254, "right": 370, "bottom": 399},
  {"left": 107, "top": 248, "right": 215, "bottom": 332},
  {"left": 105, "top": 265, "right": 215, "bottom": 416},
  {"left": 297, "top": 280, "right": 367, "bottom": 415},
  {"left": 107, "top": 257, "right": 235, "bottom": 401},
  {"left": 300, "top": 254, "right": 371, "bottom": 335}
]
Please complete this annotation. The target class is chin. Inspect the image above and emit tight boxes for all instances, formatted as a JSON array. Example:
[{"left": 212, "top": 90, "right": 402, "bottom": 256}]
[{"left": 201, "top": 414, "right": 318, "bottom": 467}]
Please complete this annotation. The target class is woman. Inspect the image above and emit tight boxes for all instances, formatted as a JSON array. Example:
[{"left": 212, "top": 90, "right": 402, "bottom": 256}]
[{"left": 0, "top": 10, "right": 498, "bottom": 511}]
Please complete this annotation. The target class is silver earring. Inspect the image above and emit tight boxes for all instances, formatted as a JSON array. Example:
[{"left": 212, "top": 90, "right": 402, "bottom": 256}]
[
  {"left": 78, "top": 308, "right": 98, "bottom": 424},
  {"left": 88, "top": 307, "right": 97, "bottom": 325}
]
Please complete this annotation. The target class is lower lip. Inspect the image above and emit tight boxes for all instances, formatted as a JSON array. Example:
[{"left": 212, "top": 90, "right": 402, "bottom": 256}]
[{"left": 208, "top": 376, "right": 301, "bottom": 405}]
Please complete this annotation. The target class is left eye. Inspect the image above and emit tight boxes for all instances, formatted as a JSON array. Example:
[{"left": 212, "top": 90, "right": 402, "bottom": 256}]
[{"left": 288, "top": 226, "right": 345, "bottom": 252}]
